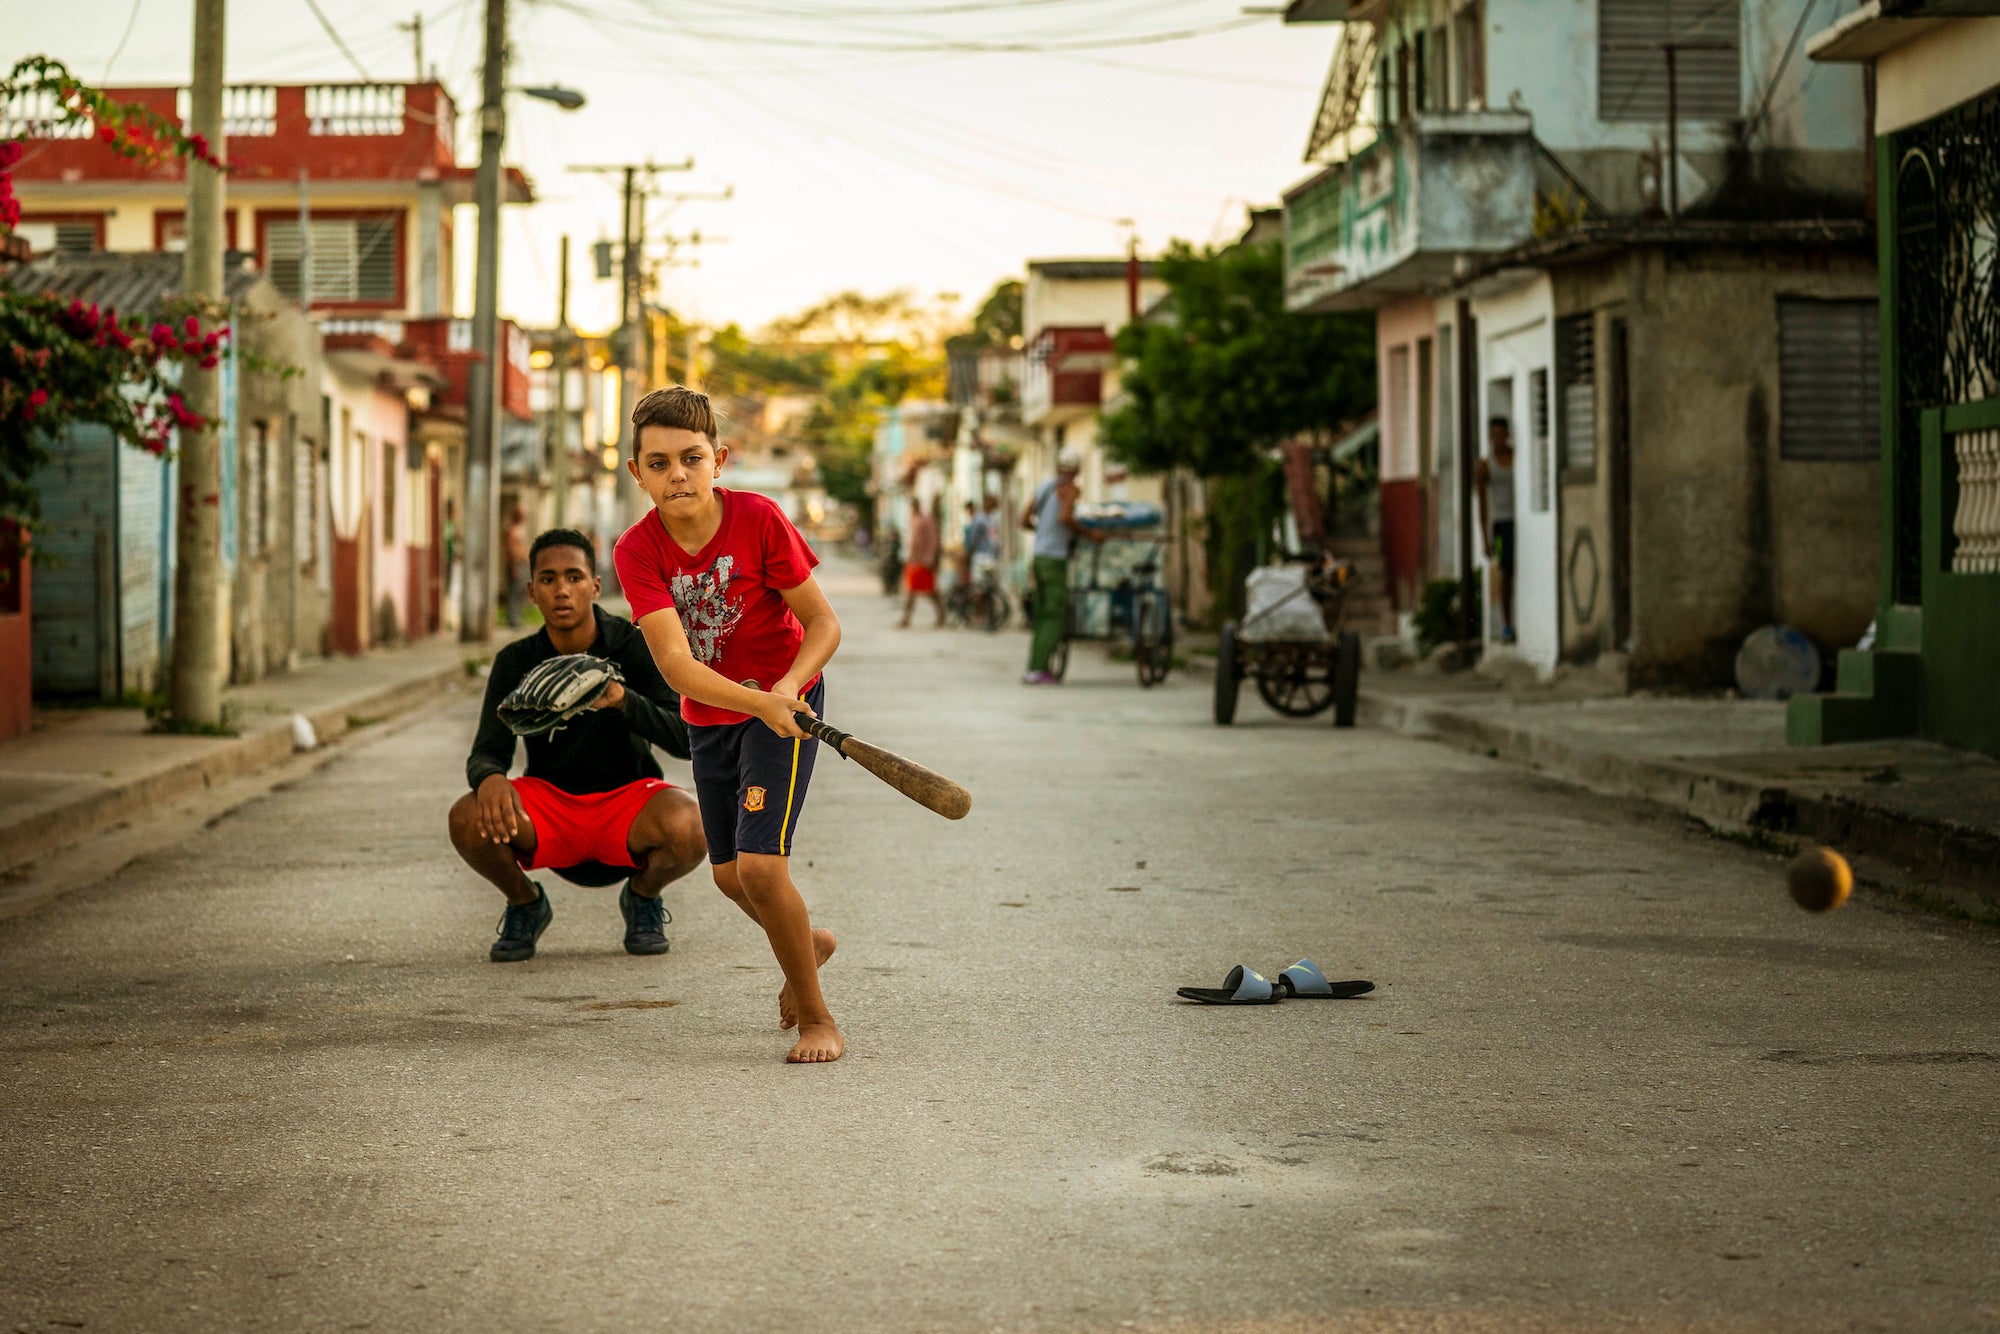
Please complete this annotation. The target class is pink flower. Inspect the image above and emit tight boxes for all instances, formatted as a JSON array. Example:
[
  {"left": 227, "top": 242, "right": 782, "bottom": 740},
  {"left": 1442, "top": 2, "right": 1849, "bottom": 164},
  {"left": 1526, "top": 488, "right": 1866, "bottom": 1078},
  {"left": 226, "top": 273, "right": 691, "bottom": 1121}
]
[
  {"left": 183, "top": 315, "right": 200, "bottom": 338},
  {"left": 151, "top": 323, "right": 173, "bottom": 346},
  {"left": 0, "top": 140, "right": 21, "bottom": 168},
  {"left": 24, "top": 388, "right": 48, "bottom": 420},
  {"left": 199, "top": 355, "right": 219, "bottom": 369}
]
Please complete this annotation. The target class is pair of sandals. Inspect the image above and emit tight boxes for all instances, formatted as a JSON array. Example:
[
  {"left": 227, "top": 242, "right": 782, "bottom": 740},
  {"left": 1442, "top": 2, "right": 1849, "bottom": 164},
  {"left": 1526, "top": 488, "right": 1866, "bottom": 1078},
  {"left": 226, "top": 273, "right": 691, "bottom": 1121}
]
[{"left": 1176, "top": 958, "right": 1373, "bottom": 1006}]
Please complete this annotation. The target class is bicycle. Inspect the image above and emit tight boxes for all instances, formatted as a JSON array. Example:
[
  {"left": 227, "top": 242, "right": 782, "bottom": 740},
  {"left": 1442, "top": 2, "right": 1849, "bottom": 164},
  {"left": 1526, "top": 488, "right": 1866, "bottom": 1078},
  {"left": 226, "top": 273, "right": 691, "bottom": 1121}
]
[{"left": 945, "top": 560, "right": 1010, "bottom": 632}]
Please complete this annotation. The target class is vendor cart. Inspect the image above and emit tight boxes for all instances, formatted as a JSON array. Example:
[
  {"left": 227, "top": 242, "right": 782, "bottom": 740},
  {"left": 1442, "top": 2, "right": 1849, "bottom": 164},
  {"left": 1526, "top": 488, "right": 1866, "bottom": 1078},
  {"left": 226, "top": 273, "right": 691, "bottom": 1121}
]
[
  {"left": 1043, "top": 502, "right": 1174, "bottom": 688},
  {"left": 1213, "top": 552, "right": 1361, "bottom": 726}
]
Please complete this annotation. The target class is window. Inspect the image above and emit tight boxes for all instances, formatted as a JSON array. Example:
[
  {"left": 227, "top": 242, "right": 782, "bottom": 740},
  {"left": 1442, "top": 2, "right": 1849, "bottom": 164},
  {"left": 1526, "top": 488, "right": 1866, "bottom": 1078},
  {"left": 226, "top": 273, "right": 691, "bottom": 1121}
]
[
  {"left": 296, "top": 420, "right": 319, "bottom": 575},
  {"left": 382, "top": 442, "right": 398, "bottom": 543},
  {"left": 1598, "top": 0, "right": 1741, "bottom": 124},
  {"left": 155, "top": 210, "right": 240, "bottom": 253},
  {"left": 15, "top": 217, "right": 101, "bottom": 256},
  {"left": 246, "top": 421, "right": 269, "bottom": 557},
  {"left": 1556, "top": 313, "right": 1597, "bottom": 472},
  {"left": 264, "top": 214, "right": 399, "bottom": 305},
  {"left": 1528, "top": 367, "right": 1551, "bottom": 513},
  {"left": 1452, "top": 2, "right": 1485, "bottom": 111},
  {"left": 1778, "top": 299, "right": 1880, "bottom": 461}
]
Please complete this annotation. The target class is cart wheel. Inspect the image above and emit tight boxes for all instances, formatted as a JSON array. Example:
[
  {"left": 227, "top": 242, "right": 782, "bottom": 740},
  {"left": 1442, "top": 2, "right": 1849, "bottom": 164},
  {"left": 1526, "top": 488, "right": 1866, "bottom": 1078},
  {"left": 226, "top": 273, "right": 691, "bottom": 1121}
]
[
  {"left": 1332, "top": 630, "right": 1361, "bottom": 727},
  {"left": 1255, "top": 657, "right": 1336, "bottom": 717},
  {"left": 978, "top": 588, "right": 1009, "bottom": 633},
  {"left": 1134, "top": 593, "right": 1169, "bottom": 688},
  {"left": 1213, "top": 621, "right": 1241, "bottom": 725}
]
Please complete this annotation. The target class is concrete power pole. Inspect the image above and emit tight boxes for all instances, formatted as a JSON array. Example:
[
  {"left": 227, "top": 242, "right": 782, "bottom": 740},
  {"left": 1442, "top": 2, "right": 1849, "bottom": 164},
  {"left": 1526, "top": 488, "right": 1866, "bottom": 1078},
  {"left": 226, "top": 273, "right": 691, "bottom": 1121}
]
[
  {"left": 171, "top": 0, "right": 228, "bottom": 727},
  {"left": 551, "top": 234, "right": 571, "bottom": 527},
  {"left": 459, "top": 0, "right": 506, "bottom": 643}
]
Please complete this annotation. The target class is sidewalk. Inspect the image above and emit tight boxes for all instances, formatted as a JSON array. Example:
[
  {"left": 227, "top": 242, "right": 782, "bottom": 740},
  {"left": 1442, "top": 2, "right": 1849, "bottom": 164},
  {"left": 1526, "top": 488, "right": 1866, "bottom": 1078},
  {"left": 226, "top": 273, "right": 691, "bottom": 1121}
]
[
  {"left": 0, "top": 636, "right": 482, "bottom": 877},
  {"left": 1354, "top": 668, "right": 2000, "bottom": 918}
]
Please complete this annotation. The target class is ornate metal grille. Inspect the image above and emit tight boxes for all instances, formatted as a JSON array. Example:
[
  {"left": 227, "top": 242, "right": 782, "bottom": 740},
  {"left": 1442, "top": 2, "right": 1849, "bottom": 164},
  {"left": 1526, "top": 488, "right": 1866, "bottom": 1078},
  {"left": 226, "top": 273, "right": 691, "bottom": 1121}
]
[{"left": 1892, "top": 87, "right": 2000, "bottom": 601}]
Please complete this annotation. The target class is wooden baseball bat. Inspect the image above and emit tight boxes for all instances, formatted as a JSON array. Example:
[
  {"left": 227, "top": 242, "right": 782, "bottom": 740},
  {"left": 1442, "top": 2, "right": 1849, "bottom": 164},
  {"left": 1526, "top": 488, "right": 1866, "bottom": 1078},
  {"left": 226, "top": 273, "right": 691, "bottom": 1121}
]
[{"left": 794, "top": 716, "right": 972, "bottom": 821}]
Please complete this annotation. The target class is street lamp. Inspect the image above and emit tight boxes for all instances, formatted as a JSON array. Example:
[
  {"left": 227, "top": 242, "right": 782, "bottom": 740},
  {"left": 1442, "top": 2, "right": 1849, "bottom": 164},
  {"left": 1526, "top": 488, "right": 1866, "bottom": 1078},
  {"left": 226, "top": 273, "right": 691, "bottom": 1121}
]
[{"left": 512, "top": 84, "right": 586, "bottom": 111}]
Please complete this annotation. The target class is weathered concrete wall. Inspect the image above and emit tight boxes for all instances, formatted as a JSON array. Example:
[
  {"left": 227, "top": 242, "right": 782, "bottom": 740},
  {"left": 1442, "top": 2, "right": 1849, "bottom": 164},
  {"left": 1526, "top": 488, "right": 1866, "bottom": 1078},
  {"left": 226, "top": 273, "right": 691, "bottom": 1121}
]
[
  {"left": 231, "top": 283, "right": 326, "bottom": 680},
  {"left": 1550, "top": 246, "right": 1878, "bottom": 684}
]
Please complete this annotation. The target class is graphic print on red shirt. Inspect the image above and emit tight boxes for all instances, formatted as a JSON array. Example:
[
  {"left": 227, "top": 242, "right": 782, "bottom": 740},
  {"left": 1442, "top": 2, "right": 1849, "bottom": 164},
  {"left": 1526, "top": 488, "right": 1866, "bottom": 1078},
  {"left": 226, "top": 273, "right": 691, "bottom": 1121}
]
[{"left": 613, "top": 488, "right": 821, "bottom": 726}]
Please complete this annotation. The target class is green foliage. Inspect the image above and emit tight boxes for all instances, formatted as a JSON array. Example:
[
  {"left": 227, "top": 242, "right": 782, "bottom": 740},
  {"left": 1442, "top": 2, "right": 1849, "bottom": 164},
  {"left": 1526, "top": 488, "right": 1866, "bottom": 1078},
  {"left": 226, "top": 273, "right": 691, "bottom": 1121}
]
[
  {"left": 945, "top": 279, "right": 1022, "bottom": 356},
  {"left": 1099, "top": 240, "right": 1374, "bottom": 620},
  {"left": 1412, "top": 577, "right": 1480, "bottom": 655},
  {"left": 2, "top": 57, "right": 231, "bottom": 527},
  {"left": 1099, "top": 240, "right": 1374, "bottom": 478}
]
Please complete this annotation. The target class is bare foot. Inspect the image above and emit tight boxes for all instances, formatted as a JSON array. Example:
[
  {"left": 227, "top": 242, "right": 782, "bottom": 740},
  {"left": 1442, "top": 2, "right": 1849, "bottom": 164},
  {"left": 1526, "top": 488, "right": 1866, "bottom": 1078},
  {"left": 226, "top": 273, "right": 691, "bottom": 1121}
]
[
  {"left": 779, "top": 928, "right": 837, "bottom": 1030},
  {"left": 787, "top": 1019, "right": 844, "bottom": 1064}
]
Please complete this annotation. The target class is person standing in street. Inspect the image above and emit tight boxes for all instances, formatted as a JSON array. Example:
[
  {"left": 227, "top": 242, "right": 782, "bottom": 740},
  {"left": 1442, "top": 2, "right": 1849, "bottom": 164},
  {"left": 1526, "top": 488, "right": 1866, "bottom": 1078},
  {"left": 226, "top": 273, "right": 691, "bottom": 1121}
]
[
  {"left": 1020, "top": 449, "right": 1098, "bottom": 684},
  {"left": 1474, "top": 416, "right": 1518, "bottom": 645},
  {"left": 501, "top": 505, "right": 530, "bottom": 628},
  {"left": 899, "top": 495, "right": 943, "bottom": 629}
]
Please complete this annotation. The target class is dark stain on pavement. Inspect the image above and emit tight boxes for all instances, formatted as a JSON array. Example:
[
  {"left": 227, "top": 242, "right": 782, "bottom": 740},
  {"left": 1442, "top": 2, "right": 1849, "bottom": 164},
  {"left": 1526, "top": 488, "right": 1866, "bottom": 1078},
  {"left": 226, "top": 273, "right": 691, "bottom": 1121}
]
[
  {"left": 1544, "top": 932, "right": 1913, "bottom": 970},
  {"left": 1762, "top": 1049, "right": 1997, "bottom": 1066}
]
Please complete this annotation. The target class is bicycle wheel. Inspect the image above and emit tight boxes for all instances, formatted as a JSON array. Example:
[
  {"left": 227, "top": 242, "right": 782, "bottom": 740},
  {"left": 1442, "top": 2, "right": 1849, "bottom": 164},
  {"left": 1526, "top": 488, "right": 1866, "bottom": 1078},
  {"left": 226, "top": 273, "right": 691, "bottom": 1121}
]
[
  {"left": 1133, "top": 594, "right": 1169, "bottom": 688},
  {"left": 977, "top": 587, "right": 1009, "bottom": 633},
  {"left": 1213, "top": 621, "right": 1241, "bottom": 725}
]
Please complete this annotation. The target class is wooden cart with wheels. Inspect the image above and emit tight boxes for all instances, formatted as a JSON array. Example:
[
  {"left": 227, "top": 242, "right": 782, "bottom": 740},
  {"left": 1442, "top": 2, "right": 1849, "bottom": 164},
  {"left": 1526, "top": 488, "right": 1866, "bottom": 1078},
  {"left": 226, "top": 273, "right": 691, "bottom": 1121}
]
[{"left": 1211, "top": 552, "right": 1361, "bottom": 727}]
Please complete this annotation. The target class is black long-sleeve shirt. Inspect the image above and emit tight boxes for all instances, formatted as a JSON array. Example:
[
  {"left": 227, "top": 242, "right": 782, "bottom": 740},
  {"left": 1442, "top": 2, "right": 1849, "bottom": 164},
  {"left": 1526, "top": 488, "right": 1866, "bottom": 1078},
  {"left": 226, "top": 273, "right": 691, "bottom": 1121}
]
[{"left": 466, "top": 605, "right": 690, "bottom": 794}]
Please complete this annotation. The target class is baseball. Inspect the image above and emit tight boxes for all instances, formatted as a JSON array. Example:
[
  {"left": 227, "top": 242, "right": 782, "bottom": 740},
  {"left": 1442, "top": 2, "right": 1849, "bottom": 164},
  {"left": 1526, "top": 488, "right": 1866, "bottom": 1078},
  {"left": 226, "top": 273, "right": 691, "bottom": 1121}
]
[{"left": 1787, "top": 847, "right": 1853, "bottom": 913}]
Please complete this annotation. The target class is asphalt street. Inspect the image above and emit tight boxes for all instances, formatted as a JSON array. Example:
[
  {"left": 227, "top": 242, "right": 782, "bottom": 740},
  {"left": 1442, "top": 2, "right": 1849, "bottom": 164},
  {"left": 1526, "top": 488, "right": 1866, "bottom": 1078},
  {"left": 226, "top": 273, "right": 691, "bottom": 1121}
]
[{"left": 4, "top": 561, "right": 1999, "bottom": 1333}]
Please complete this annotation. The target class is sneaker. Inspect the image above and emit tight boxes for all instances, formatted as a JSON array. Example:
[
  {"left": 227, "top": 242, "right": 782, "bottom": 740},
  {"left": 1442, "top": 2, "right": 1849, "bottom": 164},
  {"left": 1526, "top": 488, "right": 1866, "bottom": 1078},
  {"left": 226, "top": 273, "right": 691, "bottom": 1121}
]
[
  {"left": 491, "top": 885, "right": 552, "bottom": 963},
  {"left": 619, "top": 883, "right": 671, "bottom": 956},
  {"left": 1020, "top": 670, "right": 1055, "bottom": 685}
]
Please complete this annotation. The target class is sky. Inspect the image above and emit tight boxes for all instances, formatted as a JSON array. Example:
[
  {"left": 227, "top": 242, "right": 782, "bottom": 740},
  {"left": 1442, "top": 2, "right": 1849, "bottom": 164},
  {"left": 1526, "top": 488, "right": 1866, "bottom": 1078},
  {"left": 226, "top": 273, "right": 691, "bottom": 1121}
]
[{"left": 11, "top": 0, "right": 1340, "bottom": 335}]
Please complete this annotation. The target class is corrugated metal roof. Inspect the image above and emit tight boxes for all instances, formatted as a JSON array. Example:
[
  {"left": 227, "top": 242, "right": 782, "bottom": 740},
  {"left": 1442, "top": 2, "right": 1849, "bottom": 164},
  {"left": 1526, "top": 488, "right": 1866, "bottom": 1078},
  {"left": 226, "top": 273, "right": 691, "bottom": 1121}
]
[{"left": 5, "top": 249, "right": 267, "bottom": 312}]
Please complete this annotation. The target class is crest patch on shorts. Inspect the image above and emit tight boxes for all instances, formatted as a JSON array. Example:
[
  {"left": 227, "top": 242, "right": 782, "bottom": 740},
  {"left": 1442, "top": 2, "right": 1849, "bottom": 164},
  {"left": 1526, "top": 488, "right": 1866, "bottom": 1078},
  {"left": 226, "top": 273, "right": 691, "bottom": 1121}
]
[{"left": 744, "top": 786, "right": 767, "bottom": 812}]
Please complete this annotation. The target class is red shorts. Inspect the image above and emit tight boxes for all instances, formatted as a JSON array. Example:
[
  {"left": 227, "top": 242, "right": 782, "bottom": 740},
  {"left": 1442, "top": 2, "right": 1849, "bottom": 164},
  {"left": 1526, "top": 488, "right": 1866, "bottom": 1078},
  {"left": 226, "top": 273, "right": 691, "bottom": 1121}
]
[
  {"left": 511, "top": 776, "right": 673, "bottom": 872},
  {"left": 905, "top": 564, "right": 936, "bottom": 593}
]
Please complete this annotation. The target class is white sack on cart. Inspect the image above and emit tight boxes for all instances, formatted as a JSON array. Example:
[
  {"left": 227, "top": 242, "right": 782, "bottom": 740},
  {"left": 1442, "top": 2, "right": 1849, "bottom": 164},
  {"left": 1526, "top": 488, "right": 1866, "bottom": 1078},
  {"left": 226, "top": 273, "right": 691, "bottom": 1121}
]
[{"left": 1238, "top": 565, "right": 1331, "bottom": 643}]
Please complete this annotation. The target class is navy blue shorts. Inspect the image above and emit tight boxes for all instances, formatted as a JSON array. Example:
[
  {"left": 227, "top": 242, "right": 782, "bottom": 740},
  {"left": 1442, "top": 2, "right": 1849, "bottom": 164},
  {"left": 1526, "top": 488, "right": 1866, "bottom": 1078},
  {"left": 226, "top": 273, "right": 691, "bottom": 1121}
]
[{"left": 687, "top": 678, "right": 823, "bottom": 864}]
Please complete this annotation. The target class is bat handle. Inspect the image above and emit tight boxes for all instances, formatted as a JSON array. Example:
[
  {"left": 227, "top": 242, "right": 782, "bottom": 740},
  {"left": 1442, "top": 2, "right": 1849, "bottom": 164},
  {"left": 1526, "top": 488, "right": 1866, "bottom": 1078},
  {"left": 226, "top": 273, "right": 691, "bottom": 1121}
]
[{"left": 795, "top": 714, "right": 852, "bottom": 757}]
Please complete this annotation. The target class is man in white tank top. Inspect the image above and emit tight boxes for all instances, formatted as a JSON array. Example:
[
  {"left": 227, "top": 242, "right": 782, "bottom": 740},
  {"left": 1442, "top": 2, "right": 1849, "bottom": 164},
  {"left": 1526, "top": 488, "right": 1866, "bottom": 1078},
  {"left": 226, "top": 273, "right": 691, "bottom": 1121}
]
[{"left": 1474, "top": 416, "right": 1518, "bottom": 644}]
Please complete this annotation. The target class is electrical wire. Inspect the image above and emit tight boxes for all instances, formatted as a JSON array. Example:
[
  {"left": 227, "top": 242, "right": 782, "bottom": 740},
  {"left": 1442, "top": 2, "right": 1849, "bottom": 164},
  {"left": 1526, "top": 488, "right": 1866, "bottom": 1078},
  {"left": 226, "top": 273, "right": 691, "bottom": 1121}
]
[
  {"left": 302, "top": 0, "right": 377, "bottom": 82},
  {"left": 101, "top": 0, "right": 146, "bottom": 83}
]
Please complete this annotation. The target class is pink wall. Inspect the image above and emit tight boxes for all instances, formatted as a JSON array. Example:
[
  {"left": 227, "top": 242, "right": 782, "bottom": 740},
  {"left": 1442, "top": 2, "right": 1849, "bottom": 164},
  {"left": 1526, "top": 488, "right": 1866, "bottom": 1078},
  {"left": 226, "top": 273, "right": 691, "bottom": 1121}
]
[
  {"left": 1374, "top": 295, "right": 1437, "bottom": 484},
  {"left": 363, "top": 387, "right": 411, "bottom": 641}
]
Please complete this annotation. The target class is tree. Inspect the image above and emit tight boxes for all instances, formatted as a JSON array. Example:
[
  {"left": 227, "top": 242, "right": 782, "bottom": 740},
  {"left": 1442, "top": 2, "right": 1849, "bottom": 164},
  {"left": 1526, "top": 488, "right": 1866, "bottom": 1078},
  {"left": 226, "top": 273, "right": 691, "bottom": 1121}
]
[
  {"left": 945, "top": 279, "right": 1021, "bottom": 357},
  {"left": 1, "top": 57, "right": 228, "bottom": 529},
  {"left": 1098, "top": 239, "right": 1374, "bottom": 613}
]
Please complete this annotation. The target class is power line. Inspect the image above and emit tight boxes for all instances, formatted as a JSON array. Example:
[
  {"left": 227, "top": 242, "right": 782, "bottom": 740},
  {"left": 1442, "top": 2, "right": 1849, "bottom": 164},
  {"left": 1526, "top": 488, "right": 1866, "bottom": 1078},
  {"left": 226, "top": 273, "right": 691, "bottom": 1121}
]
[
  {"left": 301, "top": 0, "right": 375, "bottom": 82},
  {"left": 102, "top": 0, "right": 147, "bottom": 83}
]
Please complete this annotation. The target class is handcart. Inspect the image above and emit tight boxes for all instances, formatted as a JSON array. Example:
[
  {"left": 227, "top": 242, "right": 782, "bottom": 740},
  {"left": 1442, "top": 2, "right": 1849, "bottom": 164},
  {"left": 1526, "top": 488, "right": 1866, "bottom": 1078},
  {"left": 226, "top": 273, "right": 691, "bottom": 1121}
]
[
  {"left": 1044, "top": 502, "right": 1174, "bottom": 688},
  {"left": 1213, "top": 551, "right": 1361, "bottom": 726}
]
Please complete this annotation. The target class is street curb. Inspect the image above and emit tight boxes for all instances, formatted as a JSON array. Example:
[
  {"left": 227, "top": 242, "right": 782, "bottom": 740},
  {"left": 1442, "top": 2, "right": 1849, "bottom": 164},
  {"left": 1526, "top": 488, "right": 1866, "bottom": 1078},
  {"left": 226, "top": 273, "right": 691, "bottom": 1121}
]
[
  {"left": 1357, "top": 688, "right": 2000, "bottom": 919},
  {"left": 0, "top": 661, "right": 469, "bottom": 878}
]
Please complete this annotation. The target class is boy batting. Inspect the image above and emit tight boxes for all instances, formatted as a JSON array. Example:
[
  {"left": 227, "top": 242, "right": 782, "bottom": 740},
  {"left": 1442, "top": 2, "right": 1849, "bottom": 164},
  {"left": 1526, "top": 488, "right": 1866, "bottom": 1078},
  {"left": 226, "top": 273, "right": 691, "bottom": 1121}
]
[{"left": 613, "top": 387, "right": 845, "bottom": 1065}]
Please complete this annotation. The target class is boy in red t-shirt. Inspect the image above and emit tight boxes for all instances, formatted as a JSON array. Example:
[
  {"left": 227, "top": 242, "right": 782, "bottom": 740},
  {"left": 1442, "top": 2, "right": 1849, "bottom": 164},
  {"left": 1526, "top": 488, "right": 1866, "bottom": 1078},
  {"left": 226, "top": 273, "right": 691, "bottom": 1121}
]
[{"left": 612, "top": 387, "right": 845, "bottom": 1064}]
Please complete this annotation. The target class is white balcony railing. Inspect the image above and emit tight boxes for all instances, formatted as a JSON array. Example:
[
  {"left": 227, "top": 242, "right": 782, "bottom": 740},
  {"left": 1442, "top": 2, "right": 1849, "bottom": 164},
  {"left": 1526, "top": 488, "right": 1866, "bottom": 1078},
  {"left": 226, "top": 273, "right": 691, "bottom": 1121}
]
[
  {"left": 176, "top": 85, "right": 277, "bottom": 137},
  {"left": 306, "top": 84, "right": 404, "bottom": 136},
  {"left": 0, "top": 88, "right": 93, "bottom": 140},
  {"left": 320, "top": 317, "right": 405, "bottom": 343},
  {"left": 1951, "top": 426, "right": 2000, "bottom": 574}
]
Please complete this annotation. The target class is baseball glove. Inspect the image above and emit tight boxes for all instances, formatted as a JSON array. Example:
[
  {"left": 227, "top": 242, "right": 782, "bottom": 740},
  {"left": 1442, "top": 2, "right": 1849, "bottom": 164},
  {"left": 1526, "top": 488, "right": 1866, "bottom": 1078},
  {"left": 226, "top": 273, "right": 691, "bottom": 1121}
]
[{"left": 499, "top": 653, "right": 625, "bottom": 737}]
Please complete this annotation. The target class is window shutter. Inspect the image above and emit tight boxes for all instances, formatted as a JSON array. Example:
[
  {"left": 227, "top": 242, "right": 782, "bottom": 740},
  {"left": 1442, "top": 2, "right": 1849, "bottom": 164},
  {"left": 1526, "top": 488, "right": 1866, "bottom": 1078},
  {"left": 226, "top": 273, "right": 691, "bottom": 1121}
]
[
  {"left": 1779, "top": 299, "right": 1880, "bottom": 461},
  {"left": 1599, "top": 0, "right": 1741, "bottom": 123},
  {"left": 1528, "top": 367, "right": 1551, "bottom": 513},
  {"left": 1557, "top": 313, "right": 1596, "bottom": 471},
  {"left": 355, "top": 218, "right": 398, "bottom": 302}
]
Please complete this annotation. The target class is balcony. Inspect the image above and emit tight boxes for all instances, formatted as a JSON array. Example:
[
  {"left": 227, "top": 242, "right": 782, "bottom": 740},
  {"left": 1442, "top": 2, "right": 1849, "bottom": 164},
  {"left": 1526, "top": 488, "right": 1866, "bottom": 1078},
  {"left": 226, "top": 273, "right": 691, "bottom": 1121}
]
[
  {"left": 1021, "top": 326, "right": 1113, "bottom": 427},
  {"left": 1283, "top": 110, "right": 1535, "bottom": 312},
  {"left": 1, "top": 81, "right": 529, "bottom": 204}
]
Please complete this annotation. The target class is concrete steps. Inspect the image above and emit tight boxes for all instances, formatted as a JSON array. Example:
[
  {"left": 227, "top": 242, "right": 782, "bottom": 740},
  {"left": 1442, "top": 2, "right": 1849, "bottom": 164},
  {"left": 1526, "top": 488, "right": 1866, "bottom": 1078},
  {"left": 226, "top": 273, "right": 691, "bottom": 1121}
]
[{"left": 1786, "top": 607, "right": 1923, "bottom": 746}]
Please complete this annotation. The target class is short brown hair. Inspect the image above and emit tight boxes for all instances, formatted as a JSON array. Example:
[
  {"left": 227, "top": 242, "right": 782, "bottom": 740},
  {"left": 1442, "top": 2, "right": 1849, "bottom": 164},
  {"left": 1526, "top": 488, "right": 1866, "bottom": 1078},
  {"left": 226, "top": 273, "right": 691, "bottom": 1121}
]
[{"left": 630, "top": 385, "right": 718, "bottom": 453}]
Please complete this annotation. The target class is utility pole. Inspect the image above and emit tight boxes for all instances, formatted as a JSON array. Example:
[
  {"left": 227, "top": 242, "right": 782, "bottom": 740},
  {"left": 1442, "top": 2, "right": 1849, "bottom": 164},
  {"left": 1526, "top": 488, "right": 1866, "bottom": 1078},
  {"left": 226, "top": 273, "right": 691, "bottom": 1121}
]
[
  {"left": 551, "top": 234, "right": 571, "bottom": 526},
  {"left": 567, "top": 158, "right": 698, "bottom": 454},
  {"left": 398, "top": 13, "right": 425, "bottom": 82},
  {"left": 171, "top": 0, "right": 227, "bottom": 727},
  {"left": 459, "top": 0, "right": 505, "bottom": 643}
]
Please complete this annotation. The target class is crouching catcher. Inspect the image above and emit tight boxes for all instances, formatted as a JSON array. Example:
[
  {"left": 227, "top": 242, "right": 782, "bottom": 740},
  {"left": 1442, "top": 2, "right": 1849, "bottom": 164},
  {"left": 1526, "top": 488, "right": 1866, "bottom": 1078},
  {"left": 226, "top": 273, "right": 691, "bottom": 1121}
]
[{"left": 450, "top": 528, "right": 706, "bottom": 961}]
